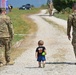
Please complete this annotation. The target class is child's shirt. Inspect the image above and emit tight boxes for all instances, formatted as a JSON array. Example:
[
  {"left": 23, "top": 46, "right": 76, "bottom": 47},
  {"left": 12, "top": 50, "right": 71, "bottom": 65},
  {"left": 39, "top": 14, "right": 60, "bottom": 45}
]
[{"left": 36, "top": 46, "right": 46, "bottom": 57}]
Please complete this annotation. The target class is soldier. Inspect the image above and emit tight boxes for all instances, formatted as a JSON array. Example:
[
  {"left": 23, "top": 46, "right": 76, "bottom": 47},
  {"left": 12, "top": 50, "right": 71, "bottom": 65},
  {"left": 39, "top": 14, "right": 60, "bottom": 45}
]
[
  {"left": 0, "top": 8, "right": 14, "bottom": 66},
  {"left": 47, "top": 0, "right": 53, "bottom": 16},
  {"left": 67, "top": 3, "right": 76, "bottom": 61},
  {"left": 8, "top": 4, "right": 12, "bottom": 12}
]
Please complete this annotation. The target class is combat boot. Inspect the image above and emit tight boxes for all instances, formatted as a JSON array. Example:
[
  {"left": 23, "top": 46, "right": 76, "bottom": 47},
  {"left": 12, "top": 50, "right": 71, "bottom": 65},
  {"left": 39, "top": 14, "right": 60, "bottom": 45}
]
[
  {"left": 6, "top": 61, "right": 15, "bottom": 65},
  {"left": 0, "top": 62, "right": 4, "bottom": 67}
]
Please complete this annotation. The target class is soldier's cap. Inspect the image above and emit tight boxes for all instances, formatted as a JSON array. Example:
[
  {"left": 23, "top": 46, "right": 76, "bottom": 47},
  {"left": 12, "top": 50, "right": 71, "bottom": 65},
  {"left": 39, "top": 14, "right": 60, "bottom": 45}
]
[{"left": 72, "top": 3, "right": 76, "bottom": 10}]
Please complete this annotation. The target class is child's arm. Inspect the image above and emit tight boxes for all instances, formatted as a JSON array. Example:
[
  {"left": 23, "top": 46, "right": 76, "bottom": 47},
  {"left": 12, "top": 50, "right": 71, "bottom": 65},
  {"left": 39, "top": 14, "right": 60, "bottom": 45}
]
[
  {"left": 35, "top": 52, "right": 38, "bottom": 58},
  {"left": 44, "top": 50, "right": 47, "bottom": 55}
]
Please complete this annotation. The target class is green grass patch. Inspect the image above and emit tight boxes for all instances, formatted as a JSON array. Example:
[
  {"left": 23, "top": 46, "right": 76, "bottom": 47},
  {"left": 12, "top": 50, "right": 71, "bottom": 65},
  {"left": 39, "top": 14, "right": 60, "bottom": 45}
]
[
  {"left": 12, "top": 34, "right": 25, "bottom": 45},
  {"left": 54, "top": 13, "right": 69, "bottom": 20}
]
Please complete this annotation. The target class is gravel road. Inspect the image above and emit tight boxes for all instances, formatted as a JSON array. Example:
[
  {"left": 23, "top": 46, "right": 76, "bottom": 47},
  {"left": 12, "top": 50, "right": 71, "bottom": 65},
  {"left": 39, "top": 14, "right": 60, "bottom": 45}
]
[{"left": 0, "top": 10, "right": 76, "bottom": 75}]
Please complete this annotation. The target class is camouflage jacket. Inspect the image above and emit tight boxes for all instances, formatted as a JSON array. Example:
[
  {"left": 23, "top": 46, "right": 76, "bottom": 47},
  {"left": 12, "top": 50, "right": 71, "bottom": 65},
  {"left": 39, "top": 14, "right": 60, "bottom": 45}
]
[
  {"left": 47, "top": 0, "right": 52, "bottom": 4},
  {"left": 47, "top": 0, "right": 53, "bottom": 6},
  {"left": 0, "top": 14, "right": 14, "bottom": 38},
  {"left": 67, "top": 12, "right": 76, "bottom": 35}
]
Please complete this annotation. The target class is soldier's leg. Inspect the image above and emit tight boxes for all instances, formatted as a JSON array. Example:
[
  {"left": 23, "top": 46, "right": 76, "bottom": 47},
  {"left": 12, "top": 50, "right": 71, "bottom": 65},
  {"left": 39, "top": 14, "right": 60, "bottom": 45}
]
[
  {"left": 50, "top": 10, "right": 52, "bottom": 15},
  {"left": 73, "top": 46, "right": 76, "bottom": 58},
  {"left": 0, "top": 47, "right": 6, "bottom": 66},
  {"left": 72, "top": 34, "right": 76, "bottom": 58},
  {"left": 4, "top": 39, "right": 14, "bottom": 65},
  {"left": 0, "top": 39, "right": 6, "bottom": 66},
  {"left": 4, "top": 39, "right": 11, "bottom": 63},
  {"left": 48, "top": 8, "right": 52, "bottom": 16}
]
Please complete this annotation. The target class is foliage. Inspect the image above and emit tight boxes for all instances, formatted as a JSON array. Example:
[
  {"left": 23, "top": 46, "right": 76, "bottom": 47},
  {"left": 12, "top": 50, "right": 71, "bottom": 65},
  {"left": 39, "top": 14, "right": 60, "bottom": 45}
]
[
  {"left": 53, "top": 0, "right": 76, "bottom": 12},
  {"left": 65, "top": 7, "right": 72, "bottom": 13},
  {"left": 54, "top": 12, "right": 69, "bottom": 20}
]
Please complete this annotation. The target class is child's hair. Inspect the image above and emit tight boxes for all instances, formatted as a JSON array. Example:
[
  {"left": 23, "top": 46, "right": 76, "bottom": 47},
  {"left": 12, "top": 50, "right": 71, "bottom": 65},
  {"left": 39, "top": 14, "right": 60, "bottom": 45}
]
[{"left": 38, "top": 40, "right": 44, "bottom": 45}]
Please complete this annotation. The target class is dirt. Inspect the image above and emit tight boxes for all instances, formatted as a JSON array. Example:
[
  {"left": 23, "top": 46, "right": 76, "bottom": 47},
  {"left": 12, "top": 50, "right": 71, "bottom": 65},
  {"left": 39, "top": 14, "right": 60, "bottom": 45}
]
[{"left": 0, "top": 10, "right": 76, "bottom": 75}]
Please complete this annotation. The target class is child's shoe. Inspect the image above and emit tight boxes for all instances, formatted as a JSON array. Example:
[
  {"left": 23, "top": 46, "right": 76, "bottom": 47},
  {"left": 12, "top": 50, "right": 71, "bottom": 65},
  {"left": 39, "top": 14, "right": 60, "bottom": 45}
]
[
  {"left": 43, "top": 64, "right": 45, "bottom": 68},
  {"left": 38, "top": 66, "right": 42, "bottom": 68}
]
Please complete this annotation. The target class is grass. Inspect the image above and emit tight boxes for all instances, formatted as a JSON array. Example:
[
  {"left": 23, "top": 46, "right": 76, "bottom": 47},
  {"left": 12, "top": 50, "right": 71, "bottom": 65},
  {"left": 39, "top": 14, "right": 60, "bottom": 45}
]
[
  {"left": 8, "top": 8, "right": 40, "bottom": 34},
  {"left": 54, "top": 13, "right": 69, "bottom": 20}
]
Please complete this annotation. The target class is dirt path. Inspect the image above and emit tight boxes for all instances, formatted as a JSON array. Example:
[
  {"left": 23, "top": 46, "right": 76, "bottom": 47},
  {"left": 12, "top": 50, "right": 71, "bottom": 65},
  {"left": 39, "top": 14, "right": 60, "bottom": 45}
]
[{"left": 0, "top": 10, "right": 76, "bottom": 75}]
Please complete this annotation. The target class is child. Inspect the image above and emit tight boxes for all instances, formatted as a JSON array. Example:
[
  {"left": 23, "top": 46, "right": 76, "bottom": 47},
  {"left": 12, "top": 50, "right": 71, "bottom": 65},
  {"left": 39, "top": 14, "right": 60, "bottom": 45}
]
[{"left": 35, "top": 40, "right": 46, "bottom": 68}]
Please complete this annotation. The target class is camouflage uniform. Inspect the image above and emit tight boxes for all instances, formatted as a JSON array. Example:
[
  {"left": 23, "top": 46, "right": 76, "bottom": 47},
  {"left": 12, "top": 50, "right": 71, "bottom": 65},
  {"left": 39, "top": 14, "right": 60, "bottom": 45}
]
[
  {"left": 47, "top": 0, "right": 53, "bottom": 16},
  {"left": 0, "top": 11, "right": 14, "bottom": 64},
  {"left": 67, "top": 12, "right": 76, "bottom": 58}
]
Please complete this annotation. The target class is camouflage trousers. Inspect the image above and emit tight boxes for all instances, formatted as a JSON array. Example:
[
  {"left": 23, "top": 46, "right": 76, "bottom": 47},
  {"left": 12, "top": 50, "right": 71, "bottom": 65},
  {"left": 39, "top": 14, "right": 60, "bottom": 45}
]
[
  {"left": 72, "top": 33, "right": 76, "bottom": 58},
  {"left": 48, "top": 4, "right": 53, "bottom": 16},
  {"left": 0, "top": 38, "right": 11, "bottom": 63},
  {"left": 73, "top": 47, "right": 76, "bottom": 58},
  {"left": 48, "top": 8, "right": 52, "bottom": 16}
]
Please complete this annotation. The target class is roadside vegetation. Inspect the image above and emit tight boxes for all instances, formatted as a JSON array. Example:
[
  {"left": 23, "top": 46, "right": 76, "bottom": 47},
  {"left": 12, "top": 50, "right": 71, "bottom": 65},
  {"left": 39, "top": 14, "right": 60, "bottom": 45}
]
[
  {"left": 53, "top": 0, "right": 75, "bottom": 12},
  {"left": 54, "top": 12, "right": 69, "bottom": 20},
  {"left": 53, "top": 0, "right": 76, "bottom": 20}
]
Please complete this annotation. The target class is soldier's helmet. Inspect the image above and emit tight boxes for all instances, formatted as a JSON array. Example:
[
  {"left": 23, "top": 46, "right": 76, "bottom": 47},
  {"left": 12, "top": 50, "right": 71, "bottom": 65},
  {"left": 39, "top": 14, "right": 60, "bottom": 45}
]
[{"left": 38, "top": 40, "right": 44, "bottom": 45}]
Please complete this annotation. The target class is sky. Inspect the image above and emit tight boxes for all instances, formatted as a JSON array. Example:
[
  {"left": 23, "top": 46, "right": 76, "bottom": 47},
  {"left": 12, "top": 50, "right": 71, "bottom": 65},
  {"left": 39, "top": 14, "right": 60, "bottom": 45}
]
[{"left": 8, "top": 0, "right": 47, "bottom": 7}]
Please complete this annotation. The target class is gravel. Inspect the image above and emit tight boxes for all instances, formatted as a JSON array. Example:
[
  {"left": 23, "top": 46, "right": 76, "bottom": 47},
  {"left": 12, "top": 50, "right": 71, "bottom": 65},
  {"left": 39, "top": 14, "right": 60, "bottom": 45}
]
[{"left": 0, "top": 9, "right": 76, "bottom": 75}]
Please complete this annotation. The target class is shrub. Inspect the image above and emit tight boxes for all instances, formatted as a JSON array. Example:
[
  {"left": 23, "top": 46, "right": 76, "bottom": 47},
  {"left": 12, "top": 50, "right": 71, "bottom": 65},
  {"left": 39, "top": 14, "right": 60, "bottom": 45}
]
[
  {"left": 53, "top": 0, "right": 76, "bottom": 12},
  {"left": 65, "top": 7, "right": 71, "bottom": 13}
]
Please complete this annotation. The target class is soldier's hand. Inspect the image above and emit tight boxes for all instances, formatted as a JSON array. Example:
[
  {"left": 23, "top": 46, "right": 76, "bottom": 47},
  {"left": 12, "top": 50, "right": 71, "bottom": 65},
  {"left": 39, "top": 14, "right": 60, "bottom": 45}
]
[{"left": 10, "top": 36, "right": 13, "bottom": 41}]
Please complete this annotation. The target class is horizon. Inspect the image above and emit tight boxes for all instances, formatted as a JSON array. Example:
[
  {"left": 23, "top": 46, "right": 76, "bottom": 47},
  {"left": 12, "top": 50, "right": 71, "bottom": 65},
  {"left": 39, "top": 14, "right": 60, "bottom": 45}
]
[{"left": 8, "top": 0, "right": 47, "bottom": 7}]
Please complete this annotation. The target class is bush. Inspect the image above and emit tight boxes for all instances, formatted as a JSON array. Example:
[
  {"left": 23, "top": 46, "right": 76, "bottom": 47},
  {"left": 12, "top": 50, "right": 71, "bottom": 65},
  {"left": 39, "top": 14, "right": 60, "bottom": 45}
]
[
  {"left": 53, "top": 0, "right": 76, "bottom": 12},
  {"left": 65, "top": 7, "right": 71, "bottom": 13}
]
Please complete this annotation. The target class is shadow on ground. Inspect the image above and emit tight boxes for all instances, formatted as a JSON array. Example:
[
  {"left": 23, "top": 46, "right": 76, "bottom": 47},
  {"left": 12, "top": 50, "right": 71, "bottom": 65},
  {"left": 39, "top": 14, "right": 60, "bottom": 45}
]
[
  {"left": 25, "top": 67, "right": 39, "bottom": 69},
  {"left": 46, "top": 62, "right": 76, "bottom": 65}
]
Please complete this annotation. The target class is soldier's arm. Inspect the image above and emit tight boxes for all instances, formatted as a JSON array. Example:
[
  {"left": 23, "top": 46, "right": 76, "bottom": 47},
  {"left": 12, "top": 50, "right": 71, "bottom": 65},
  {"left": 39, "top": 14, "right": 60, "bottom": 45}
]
[
  {"left": 5, "top": 16, "right": 14, "bottom": 40},
  {"left": 9, "top": 20, "right": 14, "bottom": 40}
]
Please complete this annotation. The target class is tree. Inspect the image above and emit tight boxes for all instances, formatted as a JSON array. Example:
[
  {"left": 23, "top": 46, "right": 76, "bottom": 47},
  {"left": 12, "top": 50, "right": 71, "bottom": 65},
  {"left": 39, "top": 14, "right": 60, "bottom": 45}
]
[{"left": 53, "top": 0, "right": 76, "bottom": 12}]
